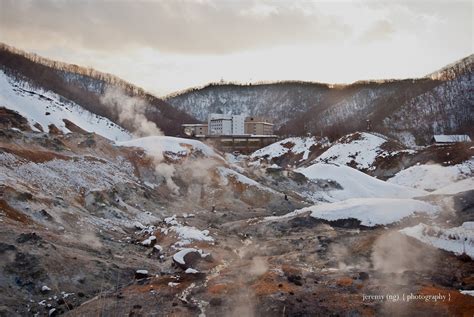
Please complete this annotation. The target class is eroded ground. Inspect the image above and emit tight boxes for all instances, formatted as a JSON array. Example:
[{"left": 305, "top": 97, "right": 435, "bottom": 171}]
[{"left": 0, "top": 127, "right": 473, "bottom": 316}]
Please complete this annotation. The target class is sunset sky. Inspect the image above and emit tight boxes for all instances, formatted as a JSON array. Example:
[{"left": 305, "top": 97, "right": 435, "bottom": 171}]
[{"left": 0, "top": 0, "right": 472, "bottom": 95}]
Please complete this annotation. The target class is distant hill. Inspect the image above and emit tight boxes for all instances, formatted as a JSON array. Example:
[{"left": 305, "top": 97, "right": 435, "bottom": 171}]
[
  {"left": 0, "top": 43, "right": 198, "bottom": 136},
  {"left": 166, "top": 55, "right": 473, "bottom": 145}
]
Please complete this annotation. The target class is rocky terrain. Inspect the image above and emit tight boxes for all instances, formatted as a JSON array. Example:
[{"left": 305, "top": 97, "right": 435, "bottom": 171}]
[
  {"left": 0, "top": 103, "right": 473, "bottom": 316},
  {"left": 0, "top": 42, "right": 473, "bottom": 317}
]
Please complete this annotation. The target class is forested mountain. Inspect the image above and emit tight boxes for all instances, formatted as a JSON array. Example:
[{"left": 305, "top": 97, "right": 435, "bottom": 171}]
[
  {"left": 167, "top": 55, "right": 473, "bottom": 144},
  {"left": 0, "top": 43, "right": 198, "bottom": 136}
]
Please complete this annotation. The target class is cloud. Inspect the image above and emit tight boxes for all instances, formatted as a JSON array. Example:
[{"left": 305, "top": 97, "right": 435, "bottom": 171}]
[
  {"left": 0, "top": 0, "right": 471, "bottom": 95},
  {"left": 0, "top": 0, "right": 351, "bottom": 54},
  {"left": 359, "top": 19, "right": 395, "bottom": 43}
]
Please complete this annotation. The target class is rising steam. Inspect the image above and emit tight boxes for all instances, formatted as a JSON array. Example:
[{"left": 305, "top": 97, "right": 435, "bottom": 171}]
[
  {"left": 100, "top": 87, "right": 182, "bottom": 192},
  {"left": 101, "top": 87, "right": 163, "bottom": 138}
]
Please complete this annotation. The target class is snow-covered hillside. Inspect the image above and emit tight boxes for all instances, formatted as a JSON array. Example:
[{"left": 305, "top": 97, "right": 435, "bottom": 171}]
[
  {"left": 401, "top": 222, "right": 474, "bottom": 258},
  {"left": 0, "top": 70, "right": 131, "bottom": 141},
  {"left": 296, "top": 163, "right": 425, "bottom": 202},
  {"left": 300, "top": 198, "right": 438, "bottom": 227},
  {"left": 250, "top": 136, "right": 329, "bottom": 166},
  {"left": 310, "top": 132, "right": 407, "bottom": 170},
  {"left": 166, "top": 83, "right": 330, "bottom": 127},
  {"left": 388, "top": 159, "right": 474, "bottom": 191},
  {"left": 0, "top": 44, "right": 196, "bottom": 136}
]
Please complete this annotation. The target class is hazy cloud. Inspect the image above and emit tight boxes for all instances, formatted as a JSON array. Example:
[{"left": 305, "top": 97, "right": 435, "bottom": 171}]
[
  {"left": 0, "top": 0, "right": 471, "bottom": 95},
  {"left": 359, "top": 20, "right": 395, "bottom": 43},
  {"left": 0, "top": 0, "right": 353, "bottom": 54}
]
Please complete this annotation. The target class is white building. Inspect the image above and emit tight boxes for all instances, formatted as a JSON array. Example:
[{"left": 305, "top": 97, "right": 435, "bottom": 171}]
[
  {"left": 208, "top": 113, "right": 245, "bottom": 136},
  {"left": 231, "top": 114, "right": 245, "bottom": 135}
]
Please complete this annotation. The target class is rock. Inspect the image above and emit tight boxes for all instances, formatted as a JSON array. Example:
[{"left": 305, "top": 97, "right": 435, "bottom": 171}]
[
  {"left": 141, "top": 236, "right": 156, "bottom": 246},
  {"left": 209, "top": 298, "right": 223, "bottom": 306},
  {"left": 0, "top": 243, "right": 16, "bottom": 253},
  {"left": 135, "top": 270, "right": 149, "bottom": 279},
  {"left": 17, "top": 192, "right": 33, "bottom": 201},
  {"left": 457, "top": 253, "right": 472, "bottom": 262},
  {"left": 37, "top": 209, "right": 54, "bottom": 221},
  {"left": 48, "top": 308, "right": 57, "bottom": 316},
  {"left": 16, "top": 232, "right": 42, "bottom": 244},
  {"left": 41, "top": 285, "right": 52, "bottom": 293},
  {"left": 358, "top": 272, "right": 369, "bottom": 281},
  {"left": 134, "top": 222, "right": 146, "bottom": 230},
  {"left": 287, "top": 274, "right": 303, "bottom": 286},
  {"left": 48, "top": 124, "right": 62, "bottom": 135},
  {"left": 172, "top": 248, "right": 211, "bottom": 269}
]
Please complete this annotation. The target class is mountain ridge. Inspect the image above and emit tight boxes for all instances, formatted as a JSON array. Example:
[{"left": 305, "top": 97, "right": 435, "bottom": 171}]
[
  {"left": 0, "top": 43, "right": 199, "bottom": 136},
  {"left": 166, "top": 54, "right": 473, "bottom": 144}
]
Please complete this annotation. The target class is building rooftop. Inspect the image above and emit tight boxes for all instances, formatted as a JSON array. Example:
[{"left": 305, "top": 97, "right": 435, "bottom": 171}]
[{"left": 433, "top": 134, "right": 471, "bottom": 143}]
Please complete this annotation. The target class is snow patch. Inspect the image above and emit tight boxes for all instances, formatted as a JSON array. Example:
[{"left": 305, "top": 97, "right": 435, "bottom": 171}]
[
  {"left": 173, "top": 248, "right": 209, "bottom": 265},
  {"left": 312, "top": 132, "right": 386, "bottom": 170},
  {"left": 388, "top": 160, "right": 473, "bottom": 191},
  {"left": 297, "top": 163, "right": 425, "bottom": 202},
  {"left": 400, "top": 223, "right": 474, "bottom": 258},
  {"left": 251, "top": 136, "right": 328, "bottom": 163},
  {"left": 298, "top": 198, "right": 438, "bottom": 227}
]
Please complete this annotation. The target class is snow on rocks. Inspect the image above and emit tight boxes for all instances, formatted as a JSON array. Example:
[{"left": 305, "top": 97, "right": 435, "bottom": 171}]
[
  {"left": 41, "top": 285, "right": 52, "bottom": 293},
  {"left": 400, "top": 222, "right": 474, "bottom": 258},
  {"left": 172, "top": 226, "right": 213, "bottom": 246},
  {"left": 292, "top": 198, "right": 439, "bottom": 227},
  {"left": 162, "top": 215, "right": 214, "bottom": 246},
  {"left": 141, "top": 235, "right": 156, "bottom": 246},
  {"left": 218, "top": 167, "right": 277, "bottom": 194},
  {"left": 185, "top": 268, "right": 199, "bottom": 274},
  {"left": 172, "top": 248, "right": 211, "bottom": 269},
  {"left": 311, "top": 132, "right": 387, "bottom": 170},
  {"left": 297, "top": 163, "right": 425, "bottom": 202},
  {"left": 135, "top": 270, "right": 150, "bottom": 279},
  {"left": 388, "top": 159, "right": 474, "bottom": 191},
  {"left": 250, "top": 136, "right": 329, "bottom": 164}
]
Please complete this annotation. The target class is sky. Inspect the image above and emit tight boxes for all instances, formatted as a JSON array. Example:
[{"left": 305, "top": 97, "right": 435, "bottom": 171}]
[{"left": 0, "top": 0, "right": 472, "bottom": 96}]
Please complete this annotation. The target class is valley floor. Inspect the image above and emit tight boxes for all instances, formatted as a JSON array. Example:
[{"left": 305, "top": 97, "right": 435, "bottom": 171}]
[{"left": 0, "top": 127, "right": 473, "bottom": 317}]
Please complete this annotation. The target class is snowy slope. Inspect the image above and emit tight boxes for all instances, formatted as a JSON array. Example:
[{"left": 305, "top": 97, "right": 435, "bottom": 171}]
[
  {"left": 116, "top": 136, "right": 221, "bottom": 159},
  {"left": 300, "top": 198, "right": 438, "bottom": 227},
  {"left": 297, "top": 163, "right": 425, "bottom": 202},
  {"left": 311, "top": 132, "right": 402, "bottom": 170},
  {"left": 431, "top": 178, "right": 474, "bottom": 195},
  {"left": 0, "top": 152, "right": 135, "bottom": 198},
  {"left": 218, "top": 166, "right": 277, "bottom": 194},
  {"left": 0, "top": 70, "right": 131, "bottom": 141},
  {"left": 388, "top": 159, "right": 474, "bottom": 191},
  {"left": 400, "top": 222, "right": 474, "bottom": 258},
  {"left": 251, "top": 136, "right": 329, "bottom": 164}
]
